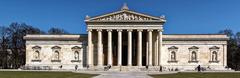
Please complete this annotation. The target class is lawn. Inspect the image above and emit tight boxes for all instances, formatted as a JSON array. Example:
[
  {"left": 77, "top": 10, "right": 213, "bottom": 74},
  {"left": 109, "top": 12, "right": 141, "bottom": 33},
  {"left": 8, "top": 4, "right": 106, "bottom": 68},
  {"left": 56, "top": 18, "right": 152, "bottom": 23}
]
[
  {"left": 150, "top": 72, "right": 240, "bottom": 78},
  {"left": 0, "top": 71, "right": 98, "bottom": 78}
]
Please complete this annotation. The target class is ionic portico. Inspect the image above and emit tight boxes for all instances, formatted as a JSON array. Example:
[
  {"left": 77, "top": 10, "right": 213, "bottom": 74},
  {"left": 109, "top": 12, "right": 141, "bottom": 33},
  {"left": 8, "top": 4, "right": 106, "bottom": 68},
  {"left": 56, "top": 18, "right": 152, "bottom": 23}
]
[
  {"left": 87, "top": 28, "right": 163, "bottom": 67},
  {"left": 85, "top": 4, "right": 165, "bottom": 67}
]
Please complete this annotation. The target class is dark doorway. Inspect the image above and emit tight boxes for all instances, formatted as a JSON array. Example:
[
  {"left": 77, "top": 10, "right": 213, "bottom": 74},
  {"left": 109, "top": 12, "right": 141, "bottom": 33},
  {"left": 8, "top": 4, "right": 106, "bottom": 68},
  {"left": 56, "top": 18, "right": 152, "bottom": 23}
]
[
  {"left": 142, "top": 31, "right": 147, "bottom": 66},
  {"left": 122, "top": 45, "right": 128, "bottom": 66}
]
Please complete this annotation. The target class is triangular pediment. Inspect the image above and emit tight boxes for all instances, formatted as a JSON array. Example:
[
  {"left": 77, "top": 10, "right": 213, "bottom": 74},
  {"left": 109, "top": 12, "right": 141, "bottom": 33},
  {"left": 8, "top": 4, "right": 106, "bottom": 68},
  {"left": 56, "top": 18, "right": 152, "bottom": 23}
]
[
  {"left": 85, "top": 10, "right": 165, "bottom": 22},
  {"left": 209, "top": 46, "right": 220, "bottom": 49},
  {"left": 32, "top": 46, "right": 41, "bottom": 49},
  {"left": 51, "top": 46, "right": 61, "bottom": 49},
  {"left": 168, "top": 46, "right": 178, "bottom": 49},
  {"left": 188, "top": 46, "right": 199, "bottom": 49}
]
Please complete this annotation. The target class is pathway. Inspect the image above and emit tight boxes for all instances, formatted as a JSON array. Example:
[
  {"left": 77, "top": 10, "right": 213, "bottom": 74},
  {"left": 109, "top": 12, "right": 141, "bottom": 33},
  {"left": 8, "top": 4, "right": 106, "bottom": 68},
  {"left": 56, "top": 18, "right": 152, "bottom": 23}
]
[
  {"left": 76, "top": 71, "right": 177, "bottom": 78},
  {"left": 92, "top": 72, "right": 152, "bottom": 78}
]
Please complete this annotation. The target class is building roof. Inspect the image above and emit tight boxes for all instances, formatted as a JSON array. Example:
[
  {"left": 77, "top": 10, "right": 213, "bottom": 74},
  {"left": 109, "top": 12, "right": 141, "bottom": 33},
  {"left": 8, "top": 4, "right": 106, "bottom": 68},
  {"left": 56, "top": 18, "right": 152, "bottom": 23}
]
[
  {"left": 24, "top": 34, "right": 87, "bottom": 41},
  {"left": 24, "top": 34, "right": 229, "bottom": 41},
  {"left": 163, "top": 34, "right": 229, "bottom": 41}
]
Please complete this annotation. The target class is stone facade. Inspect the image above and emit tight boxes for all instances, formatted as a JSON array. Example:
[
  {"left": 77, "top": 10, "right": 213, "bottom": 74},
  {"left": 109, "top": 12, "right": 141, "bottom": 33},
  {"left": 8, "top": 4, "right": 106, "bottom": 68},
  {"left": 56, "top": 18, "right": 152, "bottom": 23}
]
[
  {"left": 161, "top": 40, "right": 227, "bottom": 71},
  {"left": 24, "top": 35, "right": 87, "bottom": 70},
  {"left": 24, "top": 4, "right": 229, "bottom": 71}
]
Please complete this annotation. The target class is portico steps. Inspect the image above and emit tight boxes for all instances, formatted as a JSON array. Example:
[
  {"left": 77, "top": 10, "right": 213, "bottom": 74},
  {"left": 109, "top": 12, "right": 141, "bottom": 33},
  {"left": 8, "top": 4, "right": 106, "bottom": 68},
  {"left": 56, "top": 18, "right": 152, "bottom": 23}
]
[
  {"left": 112, "top": 66, "right": 161, "bottom": 71},
  {"left": 81, "top": 66, "right": 161, "bottom": 71}
]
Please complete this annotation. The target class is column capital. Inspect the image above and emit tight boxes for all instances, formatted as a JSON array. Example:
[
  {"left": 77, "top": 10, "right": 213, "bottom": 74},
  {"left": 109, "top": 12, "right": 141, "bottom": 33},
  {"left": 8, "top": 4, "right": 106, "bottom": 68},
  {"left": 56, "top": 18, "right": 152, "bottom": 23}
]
[
  {"left": 147, "top": 29, "right": 153, "bottom": 32},
  {"left": 117, "top": 29, "right": 123, "bottom": 32},
  {"left": 97, "top": 29, "right": 102, "bottom": 32},
  {"left": 87, "top": 29, "right": 92, "bottom": 32},
  {"left": 137, "top": 29, "right": 143, "bottom": 32},
  {"left": 107, "top": 29, "right": 112, "bottom": 32},
  {"left": 127, "top": 29, "right": 133, "bottom": 32}
]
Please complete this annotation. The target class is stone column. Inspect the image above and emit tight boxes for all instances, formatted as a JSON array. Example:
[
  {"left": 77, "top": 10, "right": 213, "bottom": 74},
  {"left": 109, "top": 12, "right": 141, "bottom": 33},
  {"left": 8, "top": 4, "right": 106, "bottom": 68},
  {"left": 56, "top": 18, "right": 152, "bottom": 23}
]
[
  {"left": 107, "top": 29, "right": 112, "bottom": 65},
  {"left": 87, "top": 29, "right": 93, "bottom": 66},
  {"left": 155, "top": 33, "right": 159, "bottom": 66},
  {"left": 148, "top": 29, "right": 153, "bottom": 66},
  {"left": 223, "top": 44, "right": 227, "bottom": 66},
  {"left": 117, "top": 29, "right": 122, "bottom": 66},
  {"left": 146, "top": 42, "right": 148, "bottom": 65},
  {"left": 128, "top": 29, "right": 133, "bottom": 66},
  {"left": 97, "top": 29, "right": 103, "bottom": 66},
  {"left": 158, "top": 30, "right": 163, "bottom": 66},
  {"left": 137, "top": 29, "right": 143, "bottom": 66}
]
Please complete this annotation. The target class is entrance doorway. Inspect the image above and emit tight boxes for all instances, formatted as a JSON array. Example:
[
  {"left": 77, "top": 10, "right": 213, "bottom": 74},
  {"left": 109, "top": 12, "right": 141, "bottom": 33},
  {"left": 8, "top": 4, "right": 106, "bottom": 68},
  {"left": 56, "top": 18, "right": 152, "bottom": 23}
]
[{"left": 122, "top": 45, "right": 128, "bottom": 66}]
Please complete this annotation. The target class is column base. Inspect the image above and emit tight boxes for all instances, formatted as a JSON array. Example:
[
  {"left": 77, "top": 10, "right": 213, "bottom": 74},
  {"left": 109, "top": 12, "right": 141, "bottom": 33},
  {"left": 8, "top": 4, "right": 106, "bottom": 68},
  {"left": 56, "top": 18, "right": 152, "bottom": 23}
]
[
  {"left": 138, "top": 65, "right": 142, "bottom": 67},
  {"left": 97, "top": 64, "right": 103, "bottom": 67},
  {"left": 107, "top": 64, "right": 113, "bottom": 66},
  {"left": 87, "top": 64, "right": 94, "bottom": 67}
]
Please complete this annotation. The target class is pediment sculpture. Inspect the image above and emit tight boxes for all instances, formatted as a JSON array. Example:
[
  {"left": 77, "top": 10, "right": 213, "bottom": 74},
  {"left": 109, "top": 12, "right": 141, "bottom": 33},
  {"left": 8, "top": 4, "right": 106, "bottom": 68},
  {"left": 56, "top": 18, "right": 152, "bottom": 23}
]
[{"left": 94, "top": 12, "right": 154, "bottom": 21}]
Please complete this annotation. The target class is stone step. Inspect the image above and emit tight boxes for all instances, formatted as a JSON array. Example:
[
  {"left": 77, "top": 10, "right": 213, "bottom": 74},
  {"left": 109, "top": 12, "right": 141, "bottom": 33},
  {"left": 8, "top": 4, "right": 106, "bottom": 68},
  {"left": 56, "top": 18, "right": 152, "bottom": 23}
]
[
  {"left": 79, "top": 66, "right": 162, "bottom": 71},
  {"left": 108, "top": 66, "right": 147, "bottom": 71}
]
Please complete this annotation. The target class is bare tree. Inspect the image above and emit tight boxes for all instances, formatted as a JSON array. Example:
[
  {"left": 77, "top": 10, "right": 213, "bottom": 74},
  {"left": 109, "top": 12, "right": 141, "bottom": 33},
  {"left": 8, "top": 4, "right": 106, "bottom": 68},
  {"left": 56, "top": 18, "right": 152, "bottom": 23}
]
[
  {"left": 0, "top": 26, "right": 10, "bottom": 68},
  {"left": 0, "top": 23, "right": 44, "bottom": 69},
  {"left": 48, "top": 27, "right": 69, "bottom": 34}
]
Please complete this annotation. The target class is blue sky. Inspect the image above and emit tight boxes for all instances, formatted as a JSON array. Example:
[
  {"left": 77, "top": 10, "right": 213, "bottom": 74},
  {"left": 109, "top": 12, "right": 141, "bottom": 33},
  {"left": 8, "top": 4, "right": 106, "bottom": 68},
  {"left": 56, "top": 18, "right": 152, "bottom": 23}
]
[{"left": 0, "top": 0, "right": 240, "bottom": 34}]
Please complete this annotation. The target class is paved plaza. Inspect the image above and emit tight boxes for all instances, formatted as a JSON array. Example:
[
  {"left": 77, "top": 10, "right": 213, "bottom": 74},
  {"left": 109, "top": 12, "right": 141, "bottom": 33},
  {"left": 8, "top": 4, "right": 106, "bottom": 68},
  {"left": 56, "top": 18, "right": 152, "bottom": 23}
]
[
  {"left": 76, "top": 71, "right": 177, "bottom": 78},
  {"left": 93, "top": 72, "right": 152, "bottom": 78}
]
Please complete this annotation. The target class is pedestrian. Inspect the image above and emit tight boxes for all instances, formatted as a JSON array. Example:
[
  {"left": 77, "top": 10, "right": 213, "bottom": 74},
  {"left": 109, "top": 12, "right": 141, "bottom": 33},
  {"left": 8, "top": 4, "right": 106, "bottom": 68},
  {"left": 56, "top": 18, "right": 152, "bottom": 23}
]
[
  {"left": 159, "top": 65, "right": 162, "bottom": 72},
  {"left": 197, "top": 65, "right": 201, "bottom": 72},
  {"left": 59, "top": 65, "right": 62, "bottom": 69},
  {"left": 146, "top": 65, "right": 148, "bottom": 70},
  {"left": 109, "top": 65, "right": 111, "bottom": 69},
  {"left": 75, "top": 65, "right": 78, "bottom": 71},
  {"left": 86, "top": 65, "right": 89, "bottom": 70}
]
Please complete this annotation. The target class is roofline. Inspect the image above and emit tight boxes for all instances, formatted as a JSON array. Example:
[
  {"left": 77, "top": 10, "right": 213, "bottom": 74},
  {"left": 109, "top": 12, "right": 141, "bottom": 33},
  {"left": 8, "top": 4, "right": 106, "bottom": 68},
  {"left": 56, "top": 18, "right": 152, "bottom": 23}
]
[
  {"left": 85, "top": 10, "right": 164, "bottom": 22},
  {"left": 163, "top": 34, "right": 229, "bottom": 41},
  {"left": 85, "top": 20, "right": 165, "bottom": 23},
  {"left": 163, "top": 34, "right": 227, "bottom": 35},
  {"left": 163, "top": 38, "right": 229, "bottom": 41},
  {"left": 24, "top": 34, "right": 87, "bottom": 41},
  {"left": 25, "top": 34, "right": 227, "bottom": 36},
  {"left": 25, "top": 34, "right": 88, "bottom": 35}
]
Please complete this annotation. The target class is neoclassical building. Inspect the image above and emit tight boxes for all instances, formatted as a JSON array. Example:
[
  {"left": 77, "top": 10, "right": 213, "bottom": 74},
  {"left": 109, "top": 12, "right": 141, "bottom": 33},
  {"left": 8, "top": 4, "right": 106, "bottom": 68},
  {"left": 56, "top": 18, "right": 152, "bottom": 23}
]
[{"left": 24, "top": 4, "right": 229, "bottom": 71}]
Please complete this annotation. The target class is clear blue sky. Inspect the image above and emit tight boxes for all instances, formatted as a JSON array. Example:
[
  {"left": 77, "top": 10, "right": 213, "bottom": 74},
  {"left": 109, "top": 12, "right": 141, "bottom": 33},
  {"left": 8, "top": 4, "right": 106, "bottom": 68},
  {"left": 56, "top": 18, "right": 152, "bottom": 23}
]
[{"left": 0, "top": 0, "right": 240, "bottom": 34}]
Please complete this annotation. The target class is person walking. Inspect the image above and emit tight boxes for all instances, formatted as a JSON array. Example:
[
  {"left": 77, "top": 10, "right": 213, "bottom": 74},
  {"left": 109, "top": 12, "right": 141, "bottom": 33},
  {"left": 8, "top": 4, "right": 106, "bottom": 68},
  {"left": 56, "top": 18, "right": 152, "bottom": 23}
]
[
  {"left": 159, "top": 65, "right": 162, "bottom": 72},
  {"left": 75, "top": 65, "right": 78, "bottom": 71},
  {"left": 197, "top": 65, "right": 201, "bottom": 72}
]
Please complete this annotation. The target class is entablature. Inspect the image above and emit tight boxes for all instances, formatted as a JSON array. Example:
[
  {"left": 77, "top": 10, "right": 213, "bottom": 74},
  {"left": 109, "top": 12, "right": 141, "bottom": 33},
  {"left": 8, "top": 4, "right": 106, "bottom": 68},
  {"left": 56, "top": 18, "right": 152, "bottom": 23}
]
[{"left": 87, "top": 25, "right": 163, "bottom": 30}]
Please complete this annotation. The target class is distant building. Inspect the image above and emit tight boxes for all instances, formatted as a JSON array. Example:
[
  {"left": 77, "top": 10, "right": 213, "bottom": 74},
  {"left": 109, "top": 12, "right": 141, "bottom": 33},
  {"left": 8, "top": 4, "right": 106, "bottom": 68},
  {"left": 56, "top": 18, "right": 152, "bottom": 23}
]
[{"left": 24, "top": 4, "right": 229, "bottom": 71}]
